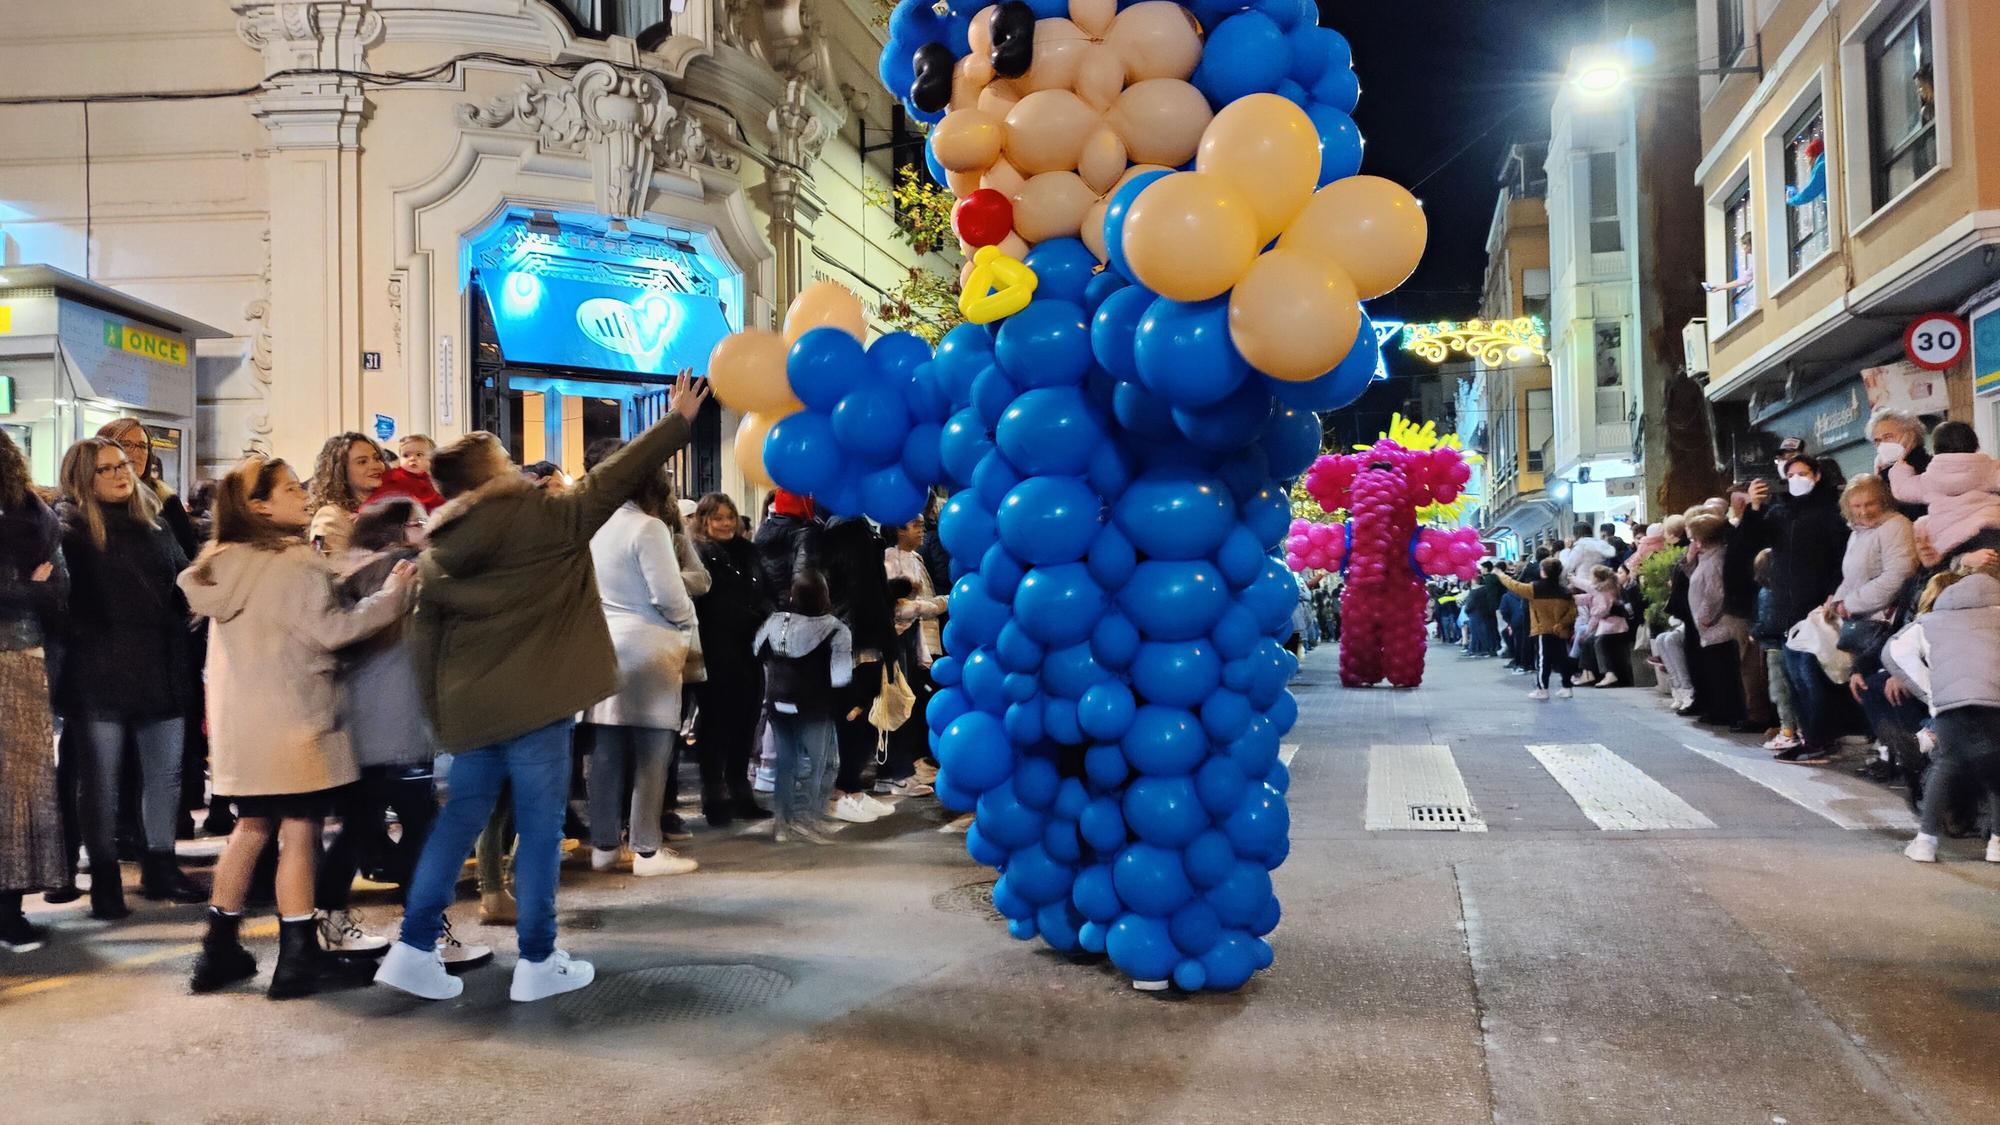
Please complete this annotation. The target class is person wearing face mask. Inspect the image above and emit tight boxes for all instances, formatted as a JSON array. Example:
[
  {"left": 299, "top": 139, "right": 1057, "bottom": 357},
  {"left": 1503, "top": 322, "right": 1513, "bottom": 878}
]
[
  {"left": 1868, "top": 410, "right": 1931, "bottom": 521},
  {"left": 1741, "top": 456, "right": 1851, "bottom": 761}
]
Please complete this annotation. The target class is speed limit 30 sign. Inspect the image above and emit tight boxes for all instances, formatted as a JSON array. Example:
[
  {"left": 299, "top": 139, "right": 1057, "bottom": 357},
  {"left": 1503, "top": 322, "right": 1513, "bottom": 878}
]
[{"left": 1905, "top": 312, "right": 1970, "bottom": 371}]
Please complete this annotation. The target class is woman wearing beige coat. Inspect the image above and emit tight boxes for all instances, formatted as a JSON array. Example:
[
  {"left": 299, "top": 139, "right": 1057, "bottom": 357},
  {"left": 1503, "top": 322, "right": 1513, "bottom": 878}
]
[{"left": 176, "top": 455, "right": 415, "bottom": 1000}]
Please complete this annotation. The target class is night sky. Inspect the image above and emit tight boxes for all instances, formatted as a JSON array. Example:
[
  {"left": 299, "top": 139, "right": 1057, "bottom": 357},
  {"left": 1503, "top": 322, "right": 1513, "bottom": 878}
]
[{"left": 1320, "top": 0, "right": 1632, "bottom": 449}]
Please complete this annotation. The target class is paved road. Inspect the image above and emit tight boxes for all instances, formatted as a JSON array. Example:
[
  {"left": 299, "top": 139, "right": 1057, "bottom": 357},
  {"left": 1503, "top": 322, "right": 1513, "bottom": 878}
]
[{"left": 4, "top": 645, "right": 1998, "bottom": 1123}]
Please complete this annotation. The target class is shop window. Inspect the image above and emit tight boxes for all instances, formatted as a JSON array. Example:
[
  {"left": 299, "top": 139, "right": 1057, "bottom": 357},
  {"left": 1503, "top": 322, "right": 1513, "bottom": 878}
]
[
  {"left": 1588, "top": 151, "right": 1622, "bottom": 254},
  {"left": 1867, "top": 4, "right": 1937, "bottom": 208},
  {"left": 1721, "top": 181, "right": 1754, "bottom": 322},
  {"left": 1781, "top": 98, "right": 1831, "bottom": 275}
]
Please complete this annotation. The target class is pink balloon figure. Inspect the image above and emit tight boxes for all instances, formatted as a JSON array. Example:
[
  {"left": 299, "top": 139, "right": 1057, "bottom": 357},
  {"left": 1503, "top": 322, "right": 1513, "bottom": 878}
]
[{"left": 1287, "top": 436, "right": 1485, "bottom": 688}]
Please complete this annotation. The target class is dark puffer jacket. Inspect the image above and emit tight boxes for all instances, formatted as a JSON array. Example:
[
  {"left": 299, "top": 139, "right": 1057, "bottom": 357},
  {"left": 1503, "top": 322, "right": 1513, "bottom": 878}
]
[
  {"left": 0, "top": 491, "right": 67, "bottom": 653},
  {"left": 55, "top": 502, "right": 192, "bottom": 721},
  {"left": 692, "top": 533, "right": 772, "bottom": 680},
  {"left": 753, "top": 512, "right": 819, "bottom": 607},
  {"left": 1739, "top": 484, "right": 1848, "bottom": 629}
]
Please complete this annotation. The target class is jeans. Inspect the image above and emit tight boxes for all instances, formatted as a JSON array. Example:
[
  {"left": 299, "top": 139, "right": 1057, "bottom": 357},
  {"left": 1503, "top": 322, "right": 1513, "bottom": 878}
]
[
  {"left": 1782, "top": 647, "right": 1832, "bottom": 746},
  {"left": 586, "top": 724, "right": 676, "bottom": 853},
  {"left": 1920, "top": 707, "right": 2000, "bottom": 838},
  {"left": 317, "top": 764, "right": 437, "bottom": 909},
  {"left": 1763, "top": 646, "right": 1798, "bottom": 731},
  {"left": 1465, "top": 614, "right": 1499, "bottom": 656},
  {"left": 1534, "top": 634, "right": 1572, "bottom": 691},
  {"left": 75, "top": 716, "right": 183, "bottom": 870},
  {"left": 400, "top": 720, "right": 573, "bottom": 962},
  {"left": 769, "top": 710, "right": 837, "bottom": 830}
]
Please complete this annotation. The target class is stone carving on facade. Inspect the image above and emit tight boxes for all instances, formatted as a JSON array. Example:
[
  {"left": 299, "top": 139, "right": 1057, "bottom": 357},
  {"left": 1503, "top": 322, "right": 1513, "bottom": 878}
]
[
  {"left": 715, "top": 0, "right": 769, "bottom": 60},
  {"left": 242, "top": 228, "right": 275, "bottom": 454},
  {"left": 768, "top": 74, "right": 831, "bottom": 172},
  {"left": 386, "top": 273, "right": 404, "bottom": 358},
  {"left": 234, "top": 2, "right": 381, "bottom": 148}
]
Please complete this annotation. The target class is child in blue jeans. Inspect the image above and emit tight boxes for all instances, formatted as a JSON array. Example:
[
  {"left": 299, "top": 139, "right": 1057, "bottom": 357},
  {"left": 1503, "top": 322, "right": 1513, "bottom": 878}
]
[{"left": 754, "top": 570, "right": 852, "bottom": 844}]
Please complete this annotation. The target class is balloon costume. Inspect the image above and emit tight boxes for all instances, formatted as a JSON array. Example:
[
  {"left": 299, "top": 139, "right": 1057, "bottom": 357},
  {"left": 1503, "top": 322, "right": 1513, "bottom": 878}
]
[{"left": 704, "top": 0, "right": 1430, "bottom": 991}]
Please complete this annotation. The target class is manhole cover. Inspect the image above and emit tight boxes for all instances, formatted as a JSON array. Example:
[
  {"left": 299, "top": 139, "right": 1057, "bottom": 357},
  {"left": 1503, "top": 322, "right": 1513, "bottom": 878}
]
[
  {"left": 932, "top": 879, "right": 1003, "bottom": 921},
  {"left": 553, "top": 963, "right": 792, "bottom": 1028},
  {"left": 1409, "top": 804, "right": 1473, "bottom": 825}
]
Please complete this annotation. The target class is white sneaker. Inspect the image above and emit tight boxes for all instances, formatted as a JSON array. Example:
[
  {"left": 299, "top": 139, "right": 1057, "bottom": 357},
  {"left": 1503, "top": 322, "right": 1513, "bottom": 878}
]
[
  {"left": 1556, "top": 688, "right": 1574, "bottom": 699},
  {"left": 1986, "top": 835, "right": 2000, "bottom": 864},
  {"left": 1762, "top": 731, "right": 1801, "bottom": 751},
  {"left": 1917, "top": 727, "right": 1937, "bottom": 756},
  {"left": 858, "top": 793, "right": 897, "bottom": 817},
  {"left": 590, "top": 847, "right": 621, "bottom": 872},
  {"left": 831, "top": 794, "right": 881, "bottom": 823},
  {"left": 374, "top": 940, "right": 463, "bottom": 1000},
  {"left": 319, "top": 908, "right": 390, "bottom": 955},
  {"left": 436, "top": 916, "right": 492, "bottom": 967},
  {"left": 632, "top": 848, "right": 698, "bottom": 876},
  {"left": 1904, "top": 833, "right": 1939, "bottom": 863},
  {"left": 1509, "top": 667, "right": 1528, "bottom": 676},
  {"left": 886, "top": 778, "right": 934, "bottom": 798},
  {"left": 753, "top": 766, "right": 776, "bottom": 793},
  {"left": 510, "top": 948, "right": 594, "bottom": 1002},
  {"left": 1528, "top": 689, "right": 1550, "bottom": 701}
]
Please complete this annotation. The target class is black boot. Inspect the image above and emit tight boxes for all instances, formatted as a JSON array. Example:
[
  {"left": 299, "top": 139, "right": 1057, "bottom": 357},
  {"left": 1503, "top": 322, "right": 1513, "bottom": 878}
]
[
  {"left": 204, "top": 797, "right": 236, "bottom": 838},
  {"left": 189, "top": 908, "right": 257, "bottom": 993},
  {"left": 702, "top": 786, "right": 734, "bottom": 828},
  {"left": 141, "top": 852, "right": 206, "bottom": 904},
  {"left": 88, "top": 863, "right": 129, "bottom": 920},
  {"left": 731, "top": 796, "right": 773, "bottom": 821},
  {"left": 268, "top": 916, "right": 333, "bottom": 1000}
]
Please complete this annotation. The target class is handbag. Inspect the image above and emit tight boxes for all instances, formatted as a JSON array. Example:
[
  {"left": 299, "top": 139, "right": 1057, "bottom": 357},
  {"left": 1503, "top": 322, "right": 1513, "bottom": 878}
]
[
  {"left": 1784, "top": 606, "right": 1851, "bottom": 684},
  {"left": 869, "top": 658, "right": 917, "bottom": 733},
  {"left": 1834, "top": 614, "right": 1893, "bottom": 656}
]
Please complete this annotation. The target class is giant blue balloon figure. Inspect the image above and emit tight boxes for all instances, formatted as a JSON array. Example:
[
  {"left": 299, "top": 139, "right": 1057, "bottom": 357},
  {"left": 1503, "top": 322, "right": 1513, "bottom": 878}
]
[{"left": 709, "top": 0, "right": 1429, "bottom": 991}]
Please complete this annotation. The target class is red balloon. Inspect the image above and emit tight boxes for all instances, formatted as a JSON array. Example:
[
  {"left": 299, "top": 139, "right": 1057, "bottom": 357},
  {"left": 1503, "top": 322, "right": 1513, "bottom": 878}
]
[{"left": 953, "top": 189, "right": 1015, "bottom": 249}]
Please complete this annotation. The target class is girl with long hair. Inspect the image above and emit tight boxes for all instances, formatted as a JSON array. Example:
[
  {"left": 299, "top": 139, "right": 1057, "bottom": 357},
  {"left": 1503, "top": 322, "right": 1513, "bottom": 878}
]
[
  {"left": 55, "top": 437, "right": 200, "bottom": 917},
  {"left": 178, "top": 456, "right": 416, "bottom": 998},
  {"left": 0, "top": 431, "right": 68, "bottom": 950},
  {"left": 305, "top": 432, "right": 387, "bottom": 555}
]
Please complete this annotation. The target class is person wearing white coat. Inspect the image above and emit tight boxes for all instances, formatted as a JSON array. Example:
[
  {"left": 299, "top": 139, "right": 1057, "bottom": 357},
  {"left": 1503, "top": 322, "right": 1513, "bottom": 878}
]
[{"left": 582, "top": 469, "right": 699, "bottom": 878}]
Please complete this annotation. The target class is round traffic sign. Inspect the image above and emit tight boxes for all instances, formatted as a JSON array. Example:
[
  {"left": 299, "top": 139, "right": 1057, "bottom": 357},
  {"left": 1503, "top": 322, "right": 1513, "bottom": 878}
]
[{"left": 1904, "top": 312, "right": 1969, "bottom": 371}]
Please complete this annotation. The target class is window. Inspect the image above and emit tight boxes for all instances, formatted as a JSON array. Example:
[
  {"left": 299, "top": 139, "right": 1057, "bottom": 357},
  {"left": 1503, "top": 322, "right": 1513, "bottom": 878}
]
[
  {"left": 1781, "top": 99, "right": 1831, "bottom": 274},
  {"left": 554, "top": 1, "right": 668, "bottom": 37},
  {"left": 1716, "top": 0, "right": 1745, "bottom": 65},
  {"left": 1867, "top": 4, "right": 1937, "bottom": 207},
  {"left": 1594, "top": 322, "right": 1625, "bottom": 389},
  {"left": 1722, "top": 181, "right": 1755, "bottom": 322},
  {"left": 1588, "top": 152, "right": 1622, "bottom": 253},
  {"left": 1522, "top": 268, "right": 1551, "bottom": 327},
  {"left": 1525, "top": 388, "right": 1553, "bottom": 472}
]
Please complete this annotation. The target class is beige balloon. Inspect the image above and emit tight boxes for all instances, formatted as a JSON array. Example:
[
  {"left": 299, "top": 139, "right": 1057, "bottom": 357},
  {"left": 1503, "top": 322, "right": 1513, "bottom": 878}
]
[
  {"left": 1196, "top": 94, "right": 1320, "bottom": 243},
  {"left": 1227, "top": 249, "right": 1361, "bottom": 382},
  {"left": 1005, "top": 89, "right": 1101, "bottom": 175},
  {"left": 952, "top": 55, "right": 995, "bottom": 110},
  {"left": 948, "top": 168, "right": 983, "bottom": 198},
  {"left": 1071, "top": 0, "right": 1117, "bottom": 37},
  {"left": 1279, "top": 176, "right": 1430, "bottom": 299},
  {"left": 932, "top": 107, "right": 1005, "bottom": 172},
  {"left": 1109, "top": 79, "right": 1212, "bottom": 167},
  {"left": 1122, "top": 171, "right": 1261, "bottom": 302},
  {"left": 1077, "top": 126, "right": 1129, "bottom": 195},
  {"left": 1105, "top": 2, "right": 1205, "bottom": 82},
  {"left": 968, "top": 5, "right": 997, "bottom": 57},
  {"left": 1020, "top": 19, "right": 1090, "bottom": 93},
  {"left": 978, "top": 81, "right": 1022, "bottom": 118},
  {"left": 1080, "top": 197, "right": 1112, "bottom": 262},
  {"left": 734, "top": 411, "right": 777, "bottom": 490},
  {"left": 982, "top": 155, "right": 1028, "bottom": 199},
  {"left": 1012, "top": 171, "right": 1098, "bottom": 243},
  {"left": 707, "top": 330, "right": 799, "bottom": 415},
  {"left": 998, "top": 232, "right": 1031, "bottom": 262},
  {"left": 783, "top": 281, "right": 866, "bottom": 346},
  {"left": 1075, "top": 42, "right": 1127, "bottom": 112}
]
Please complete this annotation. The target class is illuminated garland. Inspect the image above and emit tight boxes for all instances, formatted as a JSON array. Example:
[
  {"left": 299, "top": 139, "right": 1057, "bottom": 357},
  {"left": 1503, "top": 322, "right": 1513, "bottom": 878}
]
[{"left": 1400, "top": 317, "right": 1546, "bottom": 368}]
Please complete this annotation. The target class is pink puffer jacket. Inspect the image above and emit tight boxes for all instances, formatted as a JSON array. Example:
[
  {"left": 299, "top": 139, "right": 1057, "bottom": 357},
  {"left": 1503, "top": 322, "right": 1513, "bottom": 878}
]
[{"left": 1890, "top": 452, "right": 2000, "bottom": 554}]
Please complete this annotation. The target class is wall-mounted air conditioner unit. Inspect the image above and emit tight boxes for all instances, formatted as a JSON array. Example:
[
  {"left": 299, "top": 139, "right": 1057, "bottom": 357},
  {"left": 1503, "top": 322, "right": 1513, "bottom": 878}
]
[{"left": 1682, "top": 318, "right": 1710, "bottom": 379}]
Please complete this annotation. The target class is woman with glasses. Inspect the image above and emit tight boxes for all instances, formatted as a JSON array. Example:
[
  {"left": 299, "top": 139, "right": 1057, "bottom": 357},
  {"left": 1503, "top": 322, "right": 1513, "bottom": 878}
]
[
  {"left": 55, "top": 437, "right": 201, "bottom": 918},
  {"left": 305, "top": 432, "right": 387, "bottom": 556}
]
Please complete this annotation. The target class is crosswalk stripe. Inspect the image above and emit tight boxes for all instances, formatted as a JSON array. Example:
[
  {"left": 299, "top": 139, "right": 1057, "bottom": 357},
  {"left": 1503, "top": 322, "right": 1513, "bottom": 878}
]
[
  {"left": 1365, "top": 744, "right": 1487, "bottom": 832},
  {"left": 1526, "top": 743, "right": 1716, "bottom": 830},
  {"left": 1683, "top": 744, "right": 1917, "bottom": 830},
  {"left": 1279, "top": 743, "right": 1299, "bottom": 766}
]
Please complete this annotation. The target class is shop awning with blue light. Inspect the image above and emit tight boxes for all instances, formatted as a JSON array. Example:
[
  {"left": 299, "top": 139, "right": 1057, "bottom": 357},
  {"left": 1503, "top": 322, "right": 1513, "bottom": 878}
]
[{"left": 478, "top": 272, "right": 732, "bottom": 379}]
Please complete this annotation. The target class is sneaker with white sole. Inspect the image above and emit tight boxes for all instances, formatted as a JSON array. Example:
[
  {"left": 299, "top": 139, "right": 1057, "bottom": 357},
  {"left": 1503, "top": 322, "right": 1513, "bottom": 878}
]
[
  {"left": 753, "top": 766, "right": 776, "bottom": 793},
  {"left": 857, "top": 793, "right": 897, "bottom": 817},
  {"left": 1762, "top": 731, "right": 1801, "bottom": 751},
  {"left": 632, "top": 848, "right": 698, "bottom": 876},
  {"left": 510, "top": 948, "right": 594, "bottom": 1002},
  {"left": 318, "top": 908, "right": 390, "bottom": 956},
  {"left": 830, "top": 794, "right": 881, "bottom": 823},
  {"left": 436, "top": 916, "right": 492, "bottom": 967},
  {"left": 589, "top": 847, "right": 621, "bottom": 872},
  {"left": 374, "top": 940, "right": 463, "bottom": 1000},
  {"left": 1987, "top": 835, "right": 2000, "bottom": 864},
  {"left": 1904, "top": 833, "right": 1939, "bottom": 863},
  {"left": 883, "top": 778, "right": 934, "bottom": 798},
  {"left": 1528, "top": 689, "right": 1550, "bottom": 701},
  {"left": 1556, "top": 688, "right": 1574, "bottom": 699}
]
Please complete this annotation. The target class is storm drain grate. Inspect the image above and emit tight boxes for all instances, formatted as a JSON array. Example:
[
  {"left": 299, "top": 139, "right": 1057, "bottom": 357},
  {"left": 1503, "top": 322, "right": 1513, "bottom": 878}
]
[
  {"left": 1408, "top": 804, "right": 1473, "bottom": 825},
  {"left": 932, "top": 879, "right": 1004, "bottom": 922},
  {"left": 552, "top": 963, "right": 792, "bottom": 1028}
]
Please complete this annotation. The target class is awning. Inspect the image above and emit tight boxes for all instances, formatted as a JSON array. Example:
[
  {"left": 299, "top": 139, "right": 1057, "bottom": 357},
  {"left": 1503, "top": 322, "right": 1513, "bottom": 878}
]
[{"left": 480, "top": 272, "right": 732, "bottom": 378}]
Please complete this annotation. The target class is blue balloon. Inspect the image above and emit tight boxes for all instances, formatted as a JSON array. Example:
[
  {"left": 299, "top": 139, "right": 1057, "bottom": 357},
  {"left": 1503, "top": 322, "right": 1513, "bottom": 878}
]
[
  {"left": 1311, "top": 64, "right": 1362, "bottom": 117},
  {"left": 1078, "top": 920, "right": 1108, "bottom": 954},
  {"left": 1264, "top": 757, "right": 1292, "bottom": 795},
  {"left": 1112, "top": 845, "right": 1196, "bottom": 917},
  {"left": 1036, "top": 899, "right": 1084, "bottom": 952},
  {"left": 1223, "top": 783, "right": 1290, "bottom": 859},
  {"left": 1079, "top": 795, "right": 1128, "bottom": 854},
  {"left": 831, "top": 386, "right": 909, "bottom": 465},
  {"left": 906, "top": 364, "right": 951, "bottom": 425},
  {"left": 995, "top": 619, "right": 1044, "bottom": 672},
  {"left": 869, "top": 330, "right": 933, "bottom": 382},
  {"left": 1192, "top": 13, "right": 1292, "bottom": 107},
  {"left": 1209, "top": 861, "right": 1275, "bottom": 927},
  {"left": 965, "top": 821, "right": 1007, "bottom": 866},
  {"left": 1083, "top": 268, "right": 1128, "bottom": 313},
  {"left": 1077, "top": 681, "right": 1138, "bottom": 741},
  {"left": 1267, "top": 321, "right": 1375, "bottom": 411},
  {"left": 1084, "top": 742, "right": 1129, "bottom": 791},
  {"left": 1172, "top": 384, "right": 1272, "bottom": 452},
  {"left": 1013, "top": 562, "right": 1107, "bottom": 648},
  {"left": 1200, "top": 930, "right": 1262, "bottom": 991},
  {"left": 1090, "top": 611, "right": 1142, "bottom": 671},
  {"left": 1184, "top": 829, "right": 1236, "bottom": 889},
  {"left": 1216, "top": 526, "right": 1267, "bottom": 589},
  {"left": 900, "top": 422, "right": 943, "bottom": 485},
  {"left": 1087, "top": 438, "right": 1137, "bottom": 500},
  {"left": 1090, "top": 284, "right": 1154, "bottom": 381},
  {"left": 1306, "top": 103, "right": 1364, "bottom": 186},
  {"left": 937, "top": 493, "right": 997, "bottom": 560},
  {"left": 1073, "top": 862, "right": 1122, "bottom": 922},
  {"left": 972, "top": 448, "right": 1023, "bottom": 512},
  {"left": 1023, "top": 240, "right": 1099, "bottom": 307},
  {"left": 924, "top": 135, "right": 950, "bottom": 185},
  {"left": 971, "top": 362, "right": 1018, "bottom": 431},
  {"left": 1112, "top": 379, "right": 1180, "bottom": 443},
  {"left": 1229, "top": 715, "right": 1280, "bottom": 777},
  {"left": 1003, "top": 671, "right": 1040, "bottom": 704},
  {"left": 1274, "top": 78, "right": 1310, "bottom": 107},
  {"left": 997, "top": 475, "right": 1101, "bottom": 566},
  {"left": 1243, "top": 483, "right": 1293, "bottom": 548},
  {"left": 929, "top": 685, "right": 971, "bottom": 735},
  {"left": 1007, "top": 843, "right": 1073, "bottom": 905},
  {"left": 1087, "top": 523, "right": 1138, "bottom": 589},
  {"left": 1173, "top": 960, "right": 1209, "bottom": 992},
  {"left": 1200, "top": 688, "right": 1255, "bottom": 742},
  {"left": 763, "top": 411, "right": 845, "bottom": 496},
  {"left": 1055, "top": 777, "right": 1091, "bottom": 821},
  {"left": 1170, "top": 899, "right": 1223, "bottom": 958},
  {"left": 1212, "top": 603, "right": 1262, "bottom": 660},
  {"left": 860, "top": 464, "right": 924, "bottom": 524},
  {"left": 939, "top": 407, "right": 993, "bottom": 486},
  {"left": 1261, "top": 405, "right": 1323, "bottom": 480},
  {"left": 1257, "top": 0, "right": 1305, "bottom": 30},
  {"left": 1103, "top": 170, "right": 1171, "bottom": 281},
  {"left": 930, "top": 655, "right": 963, "bottom": 688},
  {"left": 1264, "top": 689, "right": 1299, "bottom": 736},
  {"left": 959, "top": 646, "right": 1005, "bottom": 711},
  {"left": 1253, "top": 897, "right": 1281, "bottom": 938},
  {"left": 1044, "top": 695, "right": 1084, "bottom": 744},
  {"left": 1195, "top": 756, "right": 1249, "bottom": 816},
  {"left": 937, "top": 711, "right": 1013, "bottom": 793},
  {"left": 978, "top": 783, "right": 1048, "bottom": 850},
  {"left": 1244, "top": 557, "right": 1302, "bottom": 634},
  {"left": 1135, "top": 296, "right": 1251, "bottom": 408},
  {"left": 1132, "top": 640, "right": 1223, "bottom": 709},
  {"left": 1119, "top": 560, "right": 1227, "bottom": 641},
  {"left": 1107, "top": 913, "right": 1182, "bottom": 982},
  {"left": 1004, "top": 699, "right": 1045, "bottom": 745},
  {"left": 1124, "top": 775, "right": 1208, "bottom": 848},
  {"left": 952, "top": 575, "right": 1007, "bottom": 646},
  {"left": 1122, "top": 706, "right": 1205, "bottom": 776},
  {"left": 996, "top": 386, "right": 1104, "bottom": 477},
  {"left": 788, "top": 327, "right": 869, "bottom": 413},
  {"left": 935, "top": 322, "right": 994, "bottom": 404},
  {"left": 1041, "top": 641, "right": 1103, "bottom": 698},
  {"left": 992, "top": 876, "right": 1034, "bottom": 921},
  {"left": 1113, "top": 469, "right": 1235, "bottom": 560},
  {"left": 996, "top": 299, "right": 1093, "bottom": 388}
]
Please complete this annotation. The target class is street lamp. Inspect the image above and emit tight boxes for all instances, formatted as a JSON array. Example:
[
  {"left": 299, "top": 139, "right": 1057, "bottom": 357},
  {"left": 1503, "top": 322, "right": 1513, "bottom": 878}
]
[{"left": 1572, "top": 60, "right": 1628, "bottom": 95}]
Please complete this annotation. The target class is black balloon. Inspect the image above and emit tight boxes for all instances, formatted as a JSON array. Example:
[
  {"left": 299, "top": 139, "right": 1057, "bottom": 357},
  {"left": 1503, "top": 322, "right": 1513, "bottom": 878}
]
[
  {"left": 910, "top": 42, "right": 957, "bottom": 114},
  {"left": 991, "top": 1, "right": 1037, "bottom": 79}
]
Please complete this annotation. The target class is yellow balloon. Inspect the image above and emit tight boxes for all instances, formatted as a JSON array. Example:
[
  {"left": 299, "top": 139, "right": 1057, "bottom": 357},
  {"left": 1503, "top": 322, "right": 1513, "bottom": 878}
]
[
  {"left": 1227, "top": 249, "right": 1360, "bottom": 382},
  {"left": 1278, "top": 175, "right": 1429, "bottom": 300},
  {"left": 707, "top": 329, "right": 799, "bottom": 415},
  {"left": 734, "top": 411, "right": 778, "bottom": 490},
  {"left": 1196, "top": 94, "right": 1319, "bottom": 244},
  {"left": 1122, "top": 171, "right": 1261, "bottom": 303},
  {"left": 783, "top": 281, "right": 867, "bottom": 345}
]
